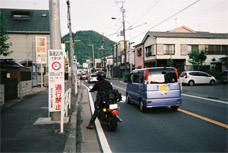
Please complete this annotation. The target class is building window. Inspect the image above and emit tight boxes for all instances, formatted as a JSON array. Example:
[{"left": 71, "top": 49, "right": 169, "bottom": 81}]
[
  {"left": 207, "top": 45, "right": 228, "bottom": 55},
  {"left": 11, "top": 11, "right": 31, "bottom": 20},
  {"left": 188, "top": 45, "right": 199, "bottom": 53},
  {"left": 164, "top": 44, "right": 175, "bottom": 55},
  {"left": 118, "top": 56, "right": 121, "bottom": 63},
  {"left": 137, "top": 48, "right": 142, "bottom": 56},
  {"left": 145, "top": 45, "right": 155, "bottom": 57},
  {"left": 145, "top": 46, "right": 151, "bottom": 57}
]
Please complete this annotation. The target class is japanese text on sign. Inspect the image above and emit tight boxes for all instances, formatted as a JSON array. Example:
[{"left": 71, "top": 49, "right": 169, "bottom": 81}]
[{"left": 48, "top": 50, "right": 65, "bottom": 112}]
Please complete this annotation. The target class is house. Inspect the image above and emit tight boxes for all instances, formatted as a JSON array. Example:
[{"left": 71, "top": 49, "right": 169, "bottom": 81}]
[
  {"left": 112, "top": 40, "right": 131, "bottom": 78},
  {"left": 141, "top": 26, "right": 228, "bottom": 72},
  {"left": 134, "top": 43, "right": 144, "bottom": 69},
  {"left": 0, "top": 9, "right": 50, "bottom": 86},
  {"left": 0, "top": 59, "right": 31, "bottom": 104}
]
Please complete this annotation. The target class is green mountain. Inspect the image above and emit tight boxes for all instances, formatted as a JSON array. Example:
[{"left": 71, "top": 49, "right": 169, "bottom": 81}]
[{"left": 62, "top": 30, "right": 115, "bottom": 65}]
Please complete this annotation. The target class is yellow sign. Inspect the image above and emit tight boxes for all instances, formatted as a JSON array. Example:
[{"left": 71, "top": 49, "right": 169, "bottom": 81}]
[{"left": 36, "top": 37, "right": 47, "bottom": 64}]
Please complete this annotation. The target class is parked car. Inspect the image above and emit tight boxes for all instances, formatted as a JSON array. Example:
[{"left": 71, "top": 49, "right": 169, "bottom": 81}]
[
  {"left": 80, "top": 72, "right": 88, "bottom": 80},
  {"left": 88, "top": 73, "right": 97, "bottom": 83},
  {"left": 126, "top": 67, "right": 182, "bottom": 112},
  {"left": 221, "top": 70, "right": 228, "bottom": 83},
  {"left": 180, "top": 71, "right": 216, "bottom": 86}
]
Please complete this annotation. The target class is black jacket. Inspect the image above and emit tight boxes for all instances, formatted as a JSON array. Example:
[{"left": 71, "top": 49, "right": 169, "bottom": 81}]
[{"left": 90, "top": 79, "right": 113, "bottom": 93}]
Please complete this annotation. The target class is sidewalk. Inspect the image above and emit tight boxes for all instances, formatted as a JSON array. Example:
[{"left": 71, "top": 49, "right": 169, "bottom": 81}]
[
  {"left": 74, "top": 85, "right": 101, "bottom": 153},
  {"left": 1, "top": 81, "right": 102, "bottom": 153},
  {"left": 0, "top": 85, "right": 79, "bottom": 152}
]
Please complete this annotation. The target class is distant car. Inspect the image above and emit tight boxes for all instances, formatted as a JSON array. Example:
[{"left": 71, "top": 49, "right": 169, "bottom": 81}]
[
  {"left": 180, "top": 71, "right": 216, "bottom": 86},
  {"left": 80, "top": 72, "right": 88, "bottom": 80},
  {"left": 88, "top": 74, "right": 97, "bottom": 83},
  {"left": 221, "top": 70, "right": 228, "bottom": 83}
]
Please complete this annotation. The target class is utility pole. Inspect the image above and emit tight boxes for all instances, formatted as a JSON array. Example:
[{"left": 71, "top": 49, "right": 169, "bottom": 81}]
[
  {"left": 66, "top": 0, "right": 77, "bottom": 92},
  {"left": 49, "top": 0, "right": 61, "bottom": 49},
  {"left": 49, "top": 0, "right": 62, "bottom": 121},
  {"left": 102, "top": 35, "right": 106, "bottom": 72},
  {"left": 88, "top": 44, "right": 95, "bottom": 71},
  {"left": 121, "top": 1, "right": 127, "bottom": 77}
]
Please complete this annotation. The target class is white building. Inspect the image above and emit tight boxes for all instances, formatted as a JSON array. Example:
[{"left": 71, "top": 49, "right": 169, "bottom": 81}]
[{"left": 142, "top": 26, "right": 228, "bottom": 72}]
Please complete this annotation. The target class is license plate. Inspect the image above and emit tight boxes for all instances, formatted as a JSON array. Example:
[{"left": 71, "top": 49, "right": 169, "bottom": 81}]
[
  {"left": 159, "top": 86, "right": 168, "bottom": 91},
  {"left": 109, "top": 104, "right": 118, "bottom": 110}
]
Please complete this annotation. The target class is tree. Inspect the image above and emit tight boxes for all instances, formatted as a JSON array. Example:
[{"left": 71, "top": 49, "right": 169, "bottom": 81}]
[
  {"left": 0, "top": 12, "right": 13, "bottom": 56},
  {"left": 167, "top": 58, "right": 174, "bottom": 67},
  {"left": 188, "top": 50, "right": 207, "bottom": 70}
]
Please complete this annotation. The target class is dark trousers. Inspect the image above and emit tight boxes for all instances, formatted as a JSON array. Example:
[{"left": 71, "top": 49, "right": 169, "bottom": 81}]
[{"left": 89, "top": 101, "right": 100, "bottom": 125}]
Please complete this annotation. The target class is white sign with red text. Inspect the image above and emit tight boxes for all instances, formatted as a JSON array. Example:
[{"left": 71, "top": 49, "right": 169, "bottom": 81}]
[{"left": 48, "top": 50, "right": 65, "bottom": 112}]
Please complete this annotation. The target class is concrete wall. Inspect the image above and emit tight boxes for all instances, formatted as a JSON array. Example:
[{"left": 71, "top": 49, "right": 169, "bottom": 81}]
[
  {"left": 0, "top": 34, "right": 50, "bottom": 63},
  {"left": 18, "top": 80, "right": 32, "bottom": 98}
]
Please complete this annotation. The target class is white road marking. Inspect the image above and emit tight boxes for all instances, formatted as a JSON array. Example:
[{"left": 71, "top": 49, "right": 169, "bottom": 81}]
[
  {"left": 82, "top": 83, "right": 112, "bottom": 153},
  {"left": 33, "top": 117, "right": 69, "bottom": 125},
  {"left": 182, "top": 93, "right": 228, "bottom": 104}
]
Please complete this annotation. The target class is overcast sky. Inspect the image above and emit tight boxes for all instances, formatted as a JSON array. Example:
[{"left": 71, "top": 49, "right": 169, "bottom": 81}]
[{"left": 1, "top": 0, "right": 228, "bottom": 44}]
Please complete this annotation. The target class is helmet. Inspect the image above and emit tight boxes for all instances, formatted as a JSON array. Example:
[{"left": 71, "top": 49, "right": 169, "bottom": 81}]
[{"left": 96, "top": 71, "right": 105, "bottom": 80}]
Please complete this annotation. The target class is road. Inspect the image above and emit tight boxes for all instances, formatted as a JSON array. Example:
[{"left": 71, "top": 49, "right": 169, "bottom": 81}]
[{"left": 83, "top": 79, "right": 228, "bottom": 152}]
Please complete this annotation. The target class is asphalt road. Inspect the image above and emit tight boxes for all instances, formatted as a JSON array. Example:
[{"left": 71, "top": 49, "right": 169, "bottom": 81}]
[{"left": 83, "top": 79, "right": 228, "bottom": 152}]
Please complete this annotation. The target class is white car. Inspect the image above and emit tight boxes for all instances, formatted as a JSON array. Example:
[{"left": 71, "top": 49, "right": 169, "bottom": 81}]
[
  {"left": 180, "top": 71, "right": 216, "bottom": 86},
  {"left": 88, "top": 74, "right": 97, "bottom": 83}
]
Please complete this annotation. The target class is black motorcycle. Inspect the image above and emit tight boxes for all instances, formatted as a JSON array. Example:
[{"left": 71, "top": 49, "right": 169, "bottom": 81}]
[{"left": 95, "top": 89, "right": 121, "bottom": 131}]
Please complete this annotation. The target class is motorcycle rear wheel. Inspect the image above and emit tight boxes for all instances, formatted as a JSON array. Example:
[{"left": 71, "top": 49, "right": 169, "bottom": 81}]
[{"left": 107, "top": 116, "right": 118, "bottom": 131}]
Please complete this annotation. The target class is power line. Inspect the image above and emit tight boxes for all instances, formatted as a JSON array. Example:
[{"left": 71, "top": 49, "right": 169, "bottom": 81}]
[
  {"left": 129, "top": 0, "right": 160, "bottom": 29},
  {"left": 131, "top": 0, "right": 200, "bottom": 40}
]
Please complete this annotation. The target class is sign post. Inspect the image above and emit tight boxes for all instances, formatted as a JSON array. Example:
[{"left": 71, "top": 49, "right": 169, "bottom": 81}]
[
  {"left": 36, "top": 36, "right": 47, "bottom": 88},
  {"left": 48, "top": 49, "right": 65, "bottom": 112},
  {"left": 73, "top": 55, "right": 77, "bottom": 95},
  {"left": 48, "top": 50, "right": 65, "bottom": 132}
]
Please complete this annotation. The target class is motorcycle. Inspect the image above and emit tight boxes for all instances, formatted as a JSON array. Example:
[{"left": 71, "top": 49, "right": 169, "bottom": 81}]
[{"left": 90, "top": 88, "right": 122, "bottom": 131}]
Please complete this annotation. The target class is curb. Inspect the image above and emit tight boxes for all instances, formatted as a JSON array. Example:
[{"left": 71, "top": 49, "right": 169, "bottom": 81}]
[{"left": 63, "top": 87, "right": 82, "bottom": 153}]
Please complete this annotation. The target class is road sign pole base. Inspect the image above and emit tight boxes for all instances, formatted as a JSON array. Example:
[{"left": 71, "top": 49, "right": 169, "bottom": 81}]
[{"left": 51, "top": 112, "right": 60, "bottom": 121}]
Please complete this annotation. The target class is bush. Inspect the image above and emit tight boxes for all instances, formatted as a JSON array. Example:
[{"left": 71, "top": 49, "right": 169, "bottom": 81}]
[{"left": 209, "top": 69, "right": 222, "bottom": 79}]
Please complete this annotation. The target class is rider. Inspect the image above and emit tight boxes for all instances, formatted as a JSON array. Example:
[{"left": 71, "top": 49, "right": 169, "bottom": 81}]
[{"left": 86, "top": 71, "right": 122, "bottom": 129}]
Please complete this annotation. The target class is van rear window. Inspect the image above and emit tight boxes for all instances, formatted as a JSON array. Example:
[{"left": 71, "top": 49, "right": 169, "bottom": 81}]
[{"left": 148, "top": 69, "right": 177, "bottom": 84}]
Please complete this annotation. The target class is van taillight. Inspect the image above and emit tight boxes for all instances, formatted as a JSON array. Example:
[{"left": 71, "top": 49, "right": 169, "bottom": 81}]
[
  {"left": 174, "top": 68, "right": 179, "bottom": 79},
  {"left": 148, "top": 101, "right": 151, "bottom": 104},
  {"left": 185, "top": 75, "right": 188, "bottom": 79},
  {"left": 145, "top": 68, "right": 149, "bottom": 81}
]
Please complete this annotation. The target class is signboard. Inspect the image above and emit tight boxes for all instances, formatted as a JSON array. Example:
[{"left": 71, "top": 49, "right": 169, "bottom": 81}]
[
  {"left": 36, "top": 37, "right": 47, "bottom": 64},
  {"left": 48, "top": 50, "right": 65, "bottom": 112}
]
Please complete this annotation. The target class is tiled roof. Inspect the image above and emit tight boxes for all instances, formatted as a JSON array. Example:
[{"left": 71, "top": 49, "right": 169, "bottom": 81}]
[
  {"left": 147, "top": 31, "right": 228, "bottom": 39},
  {"left": 1, "top": 9, "right": 50, "bottom": 33}
]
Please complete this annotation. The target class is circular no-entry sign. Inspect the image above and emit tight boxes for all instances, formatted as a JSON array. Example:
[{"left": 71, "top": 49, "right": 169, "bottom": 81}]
[{"left": 52, "top": 61, "right": 61, "bottom": 71}]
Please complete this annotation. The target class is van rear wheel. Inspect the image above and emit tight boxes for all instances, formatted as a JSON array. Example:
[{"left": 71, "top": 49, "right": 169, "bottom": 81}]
[
  {"left": 139, "top": 100, "right": 146, "bottom": 112},
  {"left": 126, "top": 93, "right": 130, "bottom": 104},
  {"left": 171, "top": 106, "right": 179, "bottom": 111}
]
